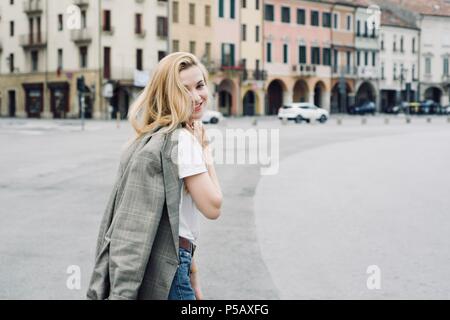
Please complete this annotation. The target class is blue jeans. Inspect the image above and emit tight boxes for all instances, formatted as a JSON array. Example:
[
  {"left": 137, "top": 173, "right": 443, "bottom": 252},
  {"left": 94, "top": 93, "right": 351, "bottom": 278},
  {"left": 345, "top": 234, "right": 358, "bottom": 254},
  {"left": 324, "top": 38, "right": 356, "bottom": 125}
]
[{"left": 167, "top": 247, "right": 196, "bottom": 300}]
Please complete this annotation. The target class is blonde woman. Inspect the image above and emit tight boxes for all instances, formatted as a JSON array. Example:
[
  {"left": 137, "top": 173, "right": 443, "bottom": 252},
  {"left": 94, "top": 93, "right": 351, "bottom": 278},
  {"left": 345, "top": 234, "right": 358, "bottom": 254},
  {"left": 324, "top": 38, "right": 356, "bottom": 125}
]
[{"left": 86, "top": 52, "right": 222, "bottom": 300}]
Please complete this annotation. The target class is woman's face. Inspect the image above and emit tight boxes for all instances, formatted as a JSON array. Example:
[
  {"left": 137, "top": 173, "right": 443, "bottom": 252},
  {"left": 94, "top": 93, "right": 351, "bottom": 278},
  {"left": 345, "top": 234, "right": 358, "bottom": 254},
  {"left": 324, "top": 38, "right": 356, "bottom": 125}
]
[{"left": 180, "top": 66, "right": 209, "bottom": 122}]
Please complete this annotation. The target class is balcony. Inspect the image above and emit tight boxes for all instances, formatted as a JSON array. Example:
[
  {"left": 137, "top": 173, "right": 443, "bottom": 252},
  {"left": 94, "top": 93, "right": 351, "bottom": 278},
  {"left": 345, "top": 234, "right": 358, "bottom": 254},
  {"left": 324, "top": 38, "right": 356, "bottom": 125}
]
[
  {"left": 333, "top": 65, "right": 357, "bottom": 78},
  {"left": 357, "top": 66, "right": 378, "bottom": 79},
  {"left": 70, "top": 28, "right": 92, "bottom": 45},
  {"left": 443, "top": 74, "right": 450, "bottom": 84},
  {"left": 292, "top": 64, "right": 317, "bottom": 77},
  {"left": 73, "top": 0, "right": 89, "bottom": 8},
  {"left": 19, "top": 33, "right": 47, "bottom": 50},
  {"left": 135, "top": 29, "right": 146, "bottom": 39},
  {"left": 242, "top": 69, "right": 268, "bottom": 82},
  {"left": 102, "top": 26, "right": 115, "bottom": 36},
  {"left": 23, "top": 0, "right": 43, "bottom": 15}
]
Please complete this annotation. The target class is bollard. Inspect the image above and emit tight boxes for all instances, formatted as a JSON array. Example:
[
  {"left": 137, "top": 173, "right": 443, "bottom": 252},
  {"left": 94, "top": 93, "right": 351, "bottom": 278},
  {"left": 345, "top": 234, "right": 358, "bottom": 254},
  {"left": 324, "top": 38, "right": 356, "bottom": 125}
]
[
  {"left": 384, "top": 118, "right": 389, "bottom": 125},
  {"left": 361, "top": 117, "right": 367, "bottom": 125},
  {"left": 252, "top": 117, "right": 258, "bottom": 126},
  {"left": 406, "top": 117, "right": 411, "bottom": 124},
  {"left": 116, "top": 112, "right": 120, "bottom": 128},
  {"left": 337, "top": 118, "right": 342, "bottom": 125},
  {"left": 282, "top": 118, "right": 288, "bottom": 125},
  {"left": 447, "top": 116, "right": 450, "bottom": 123},
  {"left": 427, "top": 117, "right": 432, "bottom": 123}
]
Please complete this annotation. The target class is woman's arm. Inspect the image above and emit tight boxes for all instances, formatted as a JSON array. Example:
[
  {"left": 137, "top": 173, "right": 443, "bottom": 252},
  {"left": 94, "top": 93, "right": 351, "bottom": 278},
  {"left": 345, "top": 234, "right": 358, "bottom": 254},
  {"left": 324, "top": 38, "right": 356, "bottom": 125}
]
[{"left": 184, "top": 122, "right": 223, "bottom": 220}]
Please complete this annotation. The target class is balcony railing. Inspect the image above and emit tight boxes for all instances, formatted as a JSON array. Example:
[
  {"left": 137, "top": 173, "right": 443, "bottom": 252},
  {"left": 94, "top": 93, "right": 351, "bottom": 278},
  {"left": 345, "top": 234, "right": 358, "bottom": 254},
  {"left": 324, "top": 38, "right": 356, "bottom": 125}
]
[
  {"left": 357, "top": 66, "right": 378, "bottom": 79},
  {"left": 242, "top": 69, "right": 268, "bottom": 81},
  {"left": 135, "top": 29, "right": 146, "bottom": 38},
  {"left": 443, "top": 74, "right": 450, "bottom": 83},
  {"left": 70, "top": 28, "right": 92, "bottom": 45},
  {"left": 19, "top": 33, "right": 47, "bottom": 49},
  {"left": 102, "top": 26, "right": 115, "bottom": 36},
  {"left": 292, "top": 64, "right": 317, "bottom": 76},
  {"left": 23, "top": 0, "right": 43, "bottom": 15},
  {"left": 333, "top": 65, "right": 357, "bottom": 77}
]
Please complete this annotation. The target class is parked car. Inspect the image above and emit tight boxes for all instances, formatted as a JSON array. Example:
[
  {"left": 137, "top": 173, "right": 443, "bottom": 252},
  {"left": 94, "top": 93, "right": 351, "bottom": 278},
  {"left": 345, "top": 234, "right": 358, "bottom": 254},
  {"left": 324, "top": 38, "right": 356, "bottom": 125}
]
[
  {"left": 278, "top": 102, "right": 329, "bottom": 123},
  {"left": 202, "top": 110, "right": 224, "bottom": 124},
  {"left": 388, "top": 102, "right": 409, "bottom": 114},
  {"left": 348, "top": 100, "right": 376, "bottom": 115}
]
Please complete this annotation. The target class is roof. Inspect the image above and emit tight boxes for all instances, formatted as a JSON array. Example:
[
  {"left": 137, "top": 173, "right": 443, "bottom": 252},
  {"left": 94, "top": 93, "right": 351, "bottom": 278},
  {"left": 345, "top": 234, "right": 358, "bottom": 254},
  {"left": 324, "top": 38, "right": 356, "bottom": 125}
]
[
  {"left": 381, "top": 8, "right": 419, "bottom": 28},
  {"left": 374, "top": 0, "right": 450, "bottom": 17}
]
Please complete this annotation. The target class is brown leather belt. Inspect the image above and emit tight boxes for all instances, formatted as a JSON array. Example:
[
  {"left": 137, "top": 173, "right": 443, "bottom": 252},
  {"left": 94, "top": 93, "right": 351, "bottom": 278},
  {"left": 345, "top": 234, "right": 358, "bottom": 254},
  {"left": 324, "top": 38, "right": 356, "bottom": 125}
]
[{"left": 179, "top": 236, "right": 196, "bottom": 256}]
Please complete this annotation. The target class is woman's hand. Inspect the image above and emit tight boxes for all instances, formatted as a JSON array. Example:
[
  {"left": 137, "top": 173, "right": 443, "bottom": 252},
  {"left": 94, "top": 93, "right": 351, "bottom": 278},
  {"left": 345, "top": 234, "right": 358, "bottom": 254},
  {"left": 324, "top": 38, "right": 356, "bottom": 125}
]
[
  {"left": 185, "top": 121, "right": 209, "bottom": 149},
  {"left": 190, "top": 271, "right": 204, "bottom": 300}
]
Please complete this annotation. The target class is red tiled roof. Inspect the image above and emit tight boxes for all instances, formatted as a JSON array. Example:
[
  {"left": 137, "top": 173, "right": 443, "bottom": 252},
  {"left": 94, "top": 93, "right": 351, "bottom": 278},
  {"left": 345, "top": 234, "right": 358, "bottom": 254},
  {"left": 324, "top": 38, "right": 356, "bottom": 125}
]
[{"left": 381, "top": 8, "right": 419, "bottom": 28}]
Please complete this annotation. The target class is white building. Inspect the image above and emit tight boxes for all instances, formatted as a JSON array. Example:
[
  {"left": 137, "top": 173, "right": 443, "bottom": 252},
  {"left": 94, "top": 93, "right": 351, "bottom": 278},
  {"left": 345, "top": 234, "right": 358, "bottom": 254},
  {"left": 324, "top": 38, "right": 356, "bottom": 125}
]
[
  {"left": 378, "top": 8, "right": 420, "bottom": 111},
  {"left": 354, "top": 4, "right": 381, "bottom": 110},
  {"left": 0, "top": 0, "right": 168, "bottom": 119}
]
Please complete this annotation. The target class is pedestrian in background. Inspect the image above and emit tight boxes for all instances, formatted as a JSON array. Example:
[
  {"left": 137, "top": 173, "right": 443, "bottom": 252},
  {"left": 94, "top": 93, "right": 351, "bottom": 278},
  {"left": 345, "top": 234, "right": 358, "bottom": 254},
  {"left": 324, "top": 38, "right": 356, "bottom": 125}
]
[{"left": 86, "top": 52, "right": 223, "bottom": 300}]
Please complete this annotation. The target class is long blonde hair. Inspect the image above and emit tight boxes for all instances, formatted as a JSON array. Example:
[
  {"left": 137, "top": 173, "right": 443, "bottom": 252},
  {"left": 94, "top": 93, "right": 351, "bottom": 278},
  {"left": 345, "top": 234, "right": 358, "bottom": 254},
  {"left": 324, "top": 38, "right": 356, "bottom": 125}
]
[{"left": 128, "top": 52, "right": 210, "bottom": 140}]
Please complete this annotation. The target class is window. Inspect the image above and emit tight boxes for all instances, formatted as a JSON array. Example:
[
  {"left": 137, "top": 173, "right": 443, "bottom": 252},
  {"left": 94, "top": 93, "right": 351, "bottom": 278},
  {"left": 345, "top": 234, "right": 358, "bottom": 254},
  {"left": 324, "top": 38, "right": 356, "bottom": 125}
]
[
  {"left": 393, "top": 37, "right": 397, "bottom": 52},
  {"left": 172, "top": 39, "right": 179, "bottom": 52},
  {"left": 412, "top": 64, "right": 416, "bottom": 80},
  {"left": 281, "top": 7, "right": 290, "bottom": 23},
  {"left": 299, "top": 45, "right": 306, "bottom": 64},
  {"left": 255, "top": 25, "right": 260, "bottom": 42},
  {"left": 219, "top": 0, "right": 224, "bottom": 17},
  {"left": 333, "top": 50, "right": 338, "bottom": 71},
  {"left": 57, "top": 49, "right": 63, "bottom": 69},
  {"left": 265, "top": 4, "right": 274, "bottom": 21},
  {"left": 242, "top": 24, "right": 246, "bottom": 41},
  {"left": 346, "top": 51, "right": 351, "bottom": 69},
  {"left": 311, "top": 47, "right": 320, "bottom": 64},
  {"left": 189, "top": 3, "right": 195, "bottom": 25},
  {"left": 372, "top": 51, "right": 376, "bottom": 67},
  {"left": 381, "top": 62, "right": 385, "bottom": 79},
  {"left": 393, "top": 63, "right": 397, "bottom": 80},
  {"left": 10, "top": 21, "right": 14, "bottom": 37},
  {"left": 323, "top": 48, "right": 331, "bottom": 66},
  {"left": 222, "top": 43, "right": 235, "bottom": 66},
  {"left": 103, "top": 10, "right": 111, "bottom": 31},
  {"left": 205, "top": 5, "right": 211, "bottom": 26},
  {"left": 425, "top": 57, "right": 431, "bottom": 74},
  {"left": 346, "top": 15, "right": 351, "bottom": 31},
  {"left": 158, "top": 51, "right": 166, "bottom": 61},
  {"left": 311, "top": 11, "right": 319, "bottom": 26},
  {"left": 357, "top": 51, "right": 360, "bottom": 66},
  {"left": 364, "top": 21, "right": 368, "bottom": 37},
  {"left": 157, "top": 17, "right": 168, "bottom": 37},
  {"left": 9, "top": 53, "right": 14, "bottom": 73},
  {"left": 80, "top": 46, "right": 88, "bottom": 69},
  {"left": 266, "top": 43, "right": 272, "bottom": 63},
  {"left": 31, "top": 51, "right": 38, "bottom": 72},
  {"left": 58, "top": 14, "right": 63, "bottom": 31},
  {"left": 297, "top": 9, "right": 305, "bottom": 25},
  {"left": 230, "top": 0, "right": 235, "bottom": 18},
  {"left": 381, "top": 34, "right": 384, "bottom": 50},
  {"left": 400, "top": 36, "right": 404, "bottom": 52},
  {"left": 256, "top": 0, "right": 259, "bottom": 10},
  {"left": 364, "top": 51, "right": 368, "bottom": 66},
  {"left": 190, "top": 41, "right": 196, "bottom": 55},
  {"left": 333, "top": 13, "right": 339, "bottom": 29},
  {"left": 81, "top": 10, "right": 87, "bottom": 28},
  {"left": 412, "top": 37, "right": 416, "bottom": 53},
  {"left": 103, "top": 47, "right": 110, "bottom": 78},
  {"left": 205, "top": 42, "right": 211, "bottom": 61},
  {"left": 173, "top": 1, "right": 179, "bottom": 23},
  {"left": 283, "top": 44, "right": 288, "bottom": 63},
  {"left": 356, "top": 20, "right": 360, "bottom": 36},
  {"left": 242, "top": 0, "right": 246, "bottom": 8},
  {"left": 322, "top": 12, "right": 331, "bottom": 28},
  {"left": 135, "top": 14, "right": 142, "bottom": 34},
  {"left": 443, "top": 57, "right": 449, "bottom": 76},
  {"left": 136, "top": 49, "right": 143, "bottom": 70}
]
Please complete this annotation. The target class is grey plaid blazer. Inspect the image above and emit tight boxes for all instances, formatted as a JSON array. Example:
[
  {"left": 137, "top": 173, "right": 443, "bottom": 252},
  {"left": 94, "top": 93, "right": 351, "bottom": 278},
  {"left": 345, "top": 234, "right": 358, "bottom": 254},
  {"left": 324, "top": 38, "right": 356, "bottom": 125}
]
[{"left": 86, "top": 126, "right": 183, "bottom": 300}]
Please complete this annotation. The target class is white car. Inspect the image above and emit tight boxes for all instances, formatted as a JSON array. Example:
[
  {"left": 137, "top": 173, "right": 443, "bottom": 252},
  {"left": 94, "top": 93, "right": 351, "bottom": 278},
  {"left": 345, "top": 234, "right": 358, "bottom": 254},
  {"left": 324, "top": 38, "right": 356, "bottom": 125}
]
[
  {"left": 278, "top": 102, "right": 329, "bottom": 123},
  {"left": 202, "top": 110, "right": 224, "bottom": 124}
]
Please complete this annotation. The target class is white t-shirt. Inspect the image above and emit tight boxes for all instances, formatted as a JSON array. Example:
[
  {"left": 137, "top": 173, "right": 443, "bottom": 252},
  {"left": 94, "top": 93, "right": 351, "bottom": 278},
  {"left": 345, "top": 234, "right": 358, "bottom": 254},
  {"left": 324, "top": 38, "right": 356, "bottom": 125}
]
[{"left": 177, "top": 128, "right": 208, "bottom": 246}]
